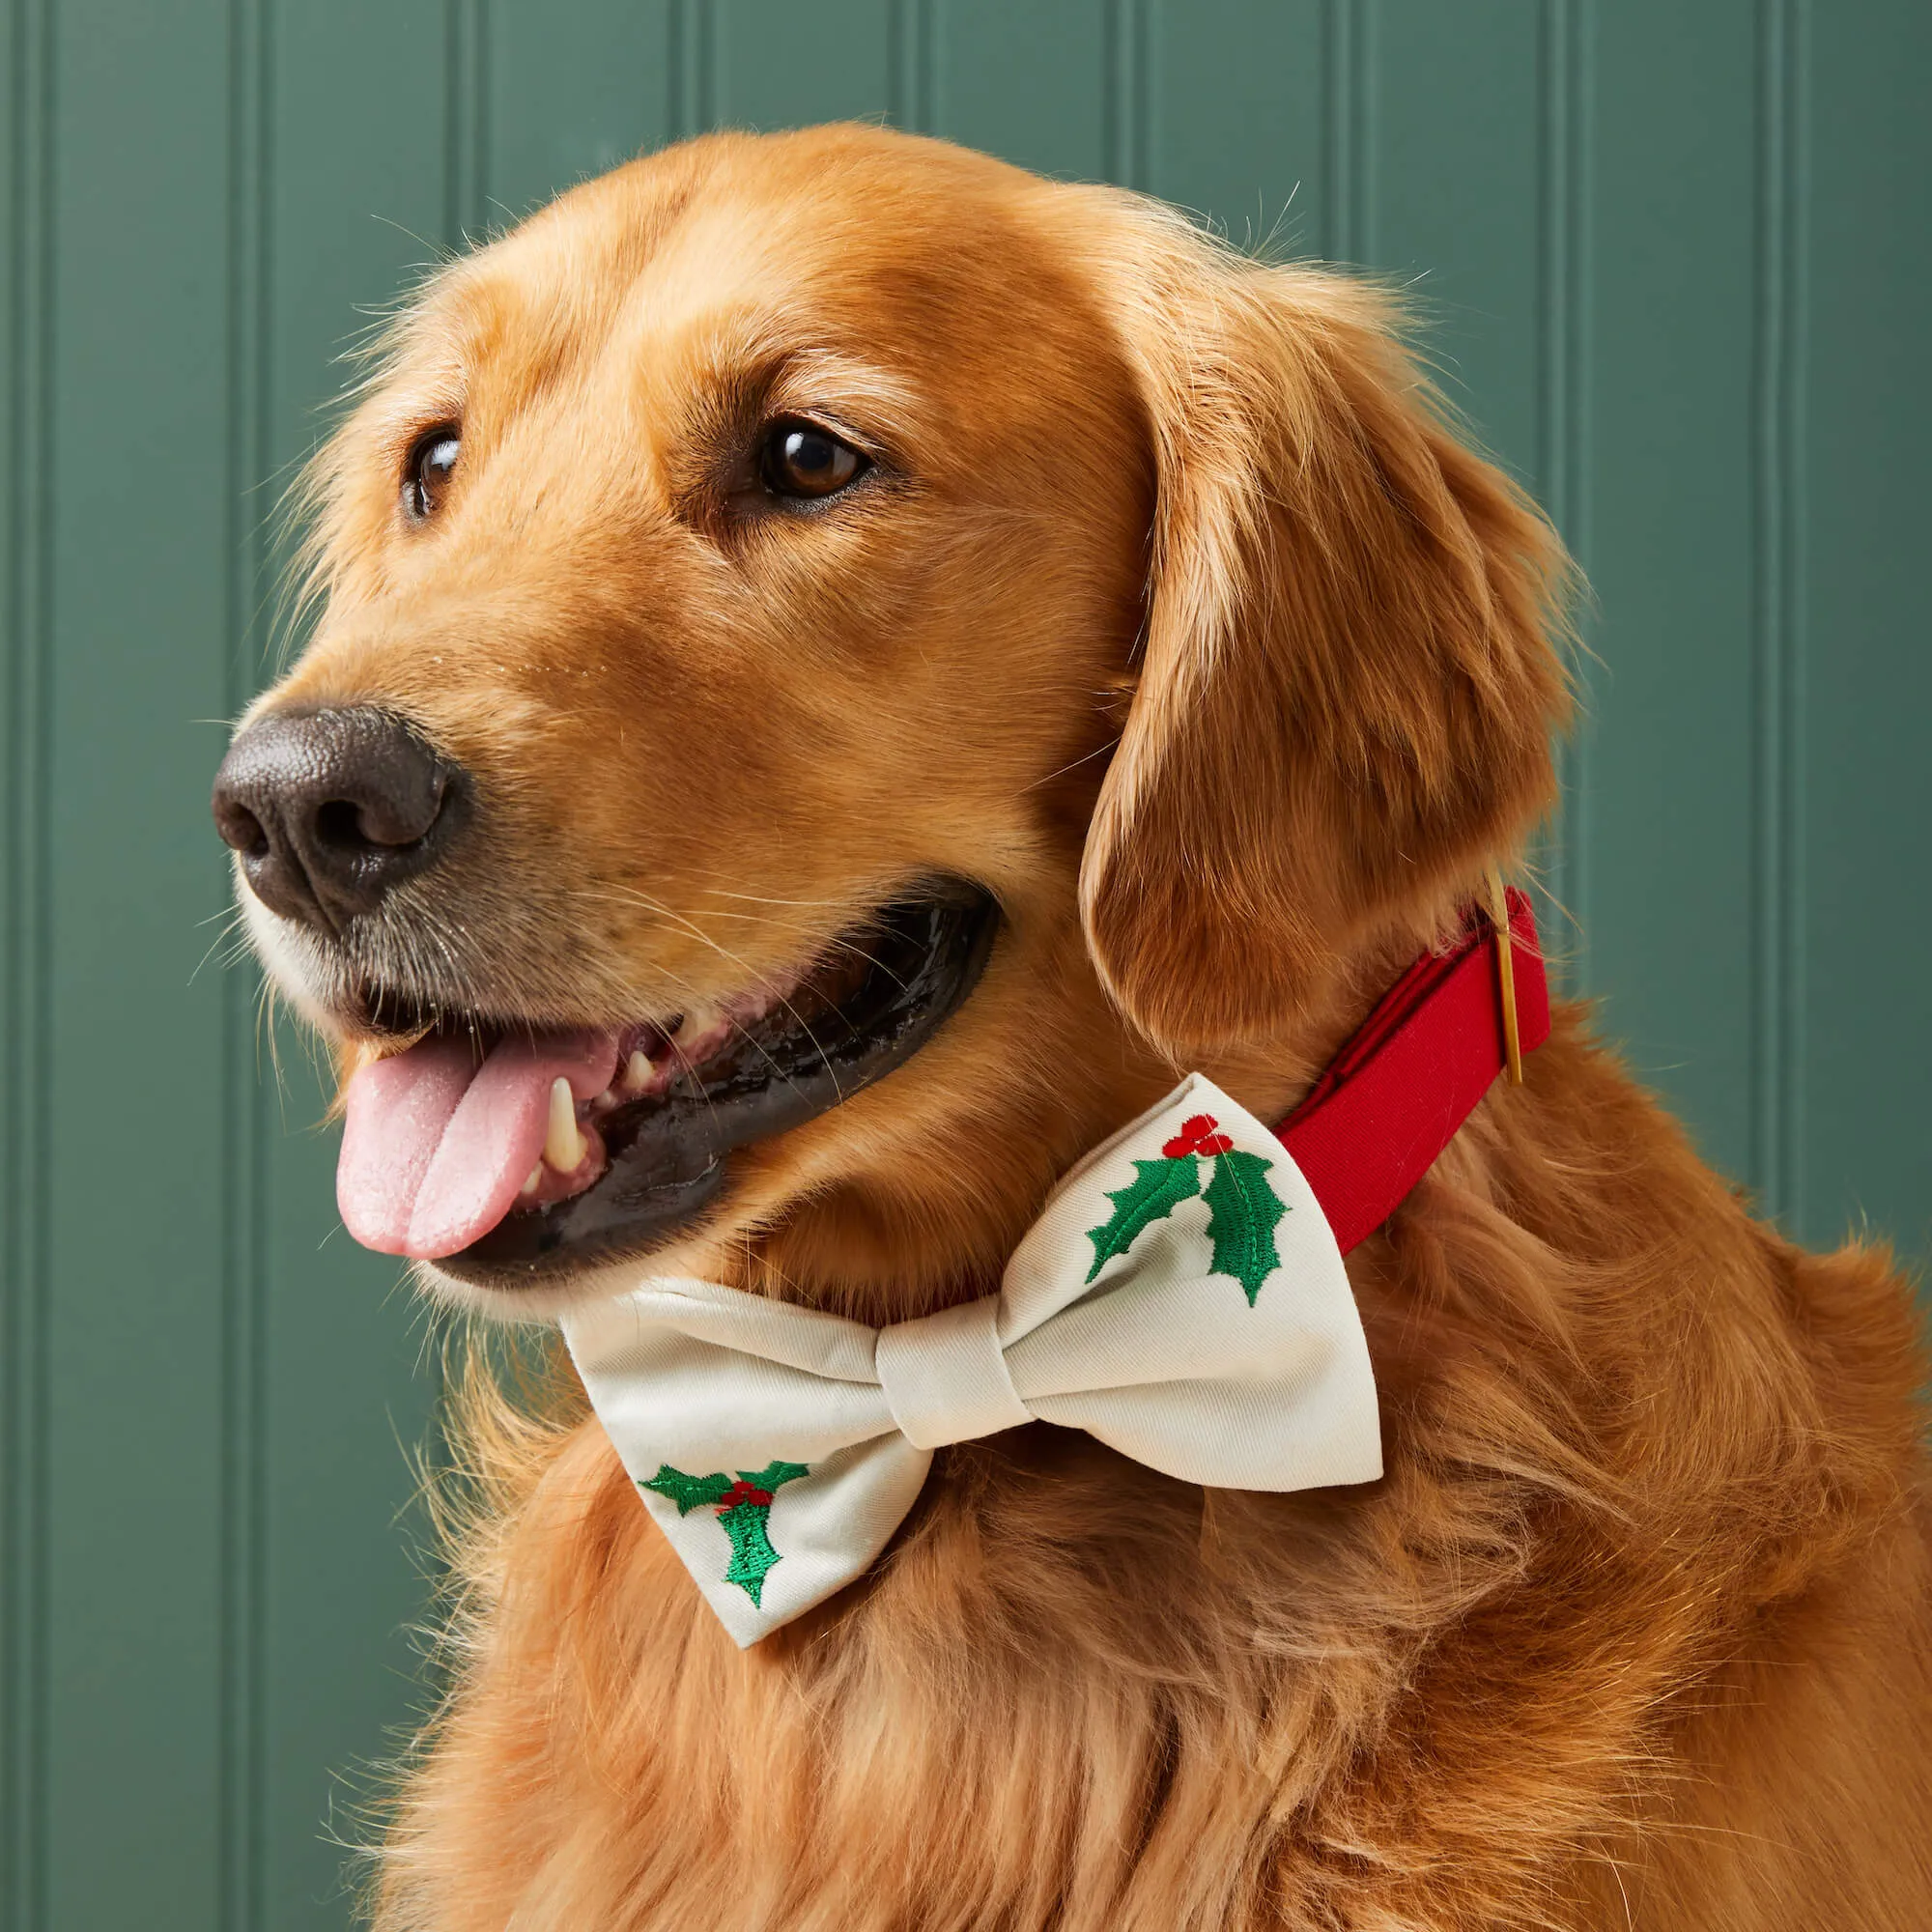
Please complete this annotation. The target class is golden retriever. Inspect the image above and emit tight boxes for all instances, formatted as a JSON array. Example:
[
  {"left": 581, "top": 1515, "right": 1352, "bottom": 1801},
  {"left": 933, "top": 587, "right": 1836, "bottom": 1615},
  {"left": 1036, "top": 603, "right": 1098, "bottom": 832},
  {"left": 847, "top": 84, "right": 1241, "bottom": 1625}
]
[{"left": 212, "top": 124, "right": 1932, "bottom": 1930}]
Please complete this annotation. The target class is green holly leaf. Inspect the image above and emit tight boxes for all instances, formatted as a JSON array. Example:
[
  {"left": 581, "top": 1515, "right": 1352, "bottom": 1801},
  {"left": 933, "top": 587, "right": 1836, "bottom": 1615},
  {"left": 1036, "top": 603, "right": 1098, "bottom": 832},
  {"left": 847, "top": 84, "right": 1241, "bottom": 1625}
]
[
  {"left": 1202, "top": 1149, "right": 1288, "bottom": 1304},
  {"left": 1085, "top": 1154, "right": 1201, "bottom": 1282},
  {"left": 718, "top": 1501, "right": 783, "bottom": 1605},
  {"left": 640, "top": 1464, "right": 734, "bottom": 1514},
  {"left": 643, "top": 1461, "right": 812, "bottom": 1606},
  {"left": 738, "top": 1460, "right": 810, "bottom": 1493}
]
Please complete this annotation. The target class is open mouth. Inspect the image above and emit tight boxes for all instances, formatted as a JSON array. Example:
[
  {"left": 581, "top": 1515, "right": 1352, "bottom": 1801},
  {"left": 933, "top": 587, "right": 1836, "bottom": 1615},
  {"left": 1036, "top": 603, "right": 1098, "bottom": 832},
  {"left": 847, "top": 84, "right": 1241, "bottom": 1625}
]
[{"left": 333, "top": 883, "right": 997, "bottom": 1288}]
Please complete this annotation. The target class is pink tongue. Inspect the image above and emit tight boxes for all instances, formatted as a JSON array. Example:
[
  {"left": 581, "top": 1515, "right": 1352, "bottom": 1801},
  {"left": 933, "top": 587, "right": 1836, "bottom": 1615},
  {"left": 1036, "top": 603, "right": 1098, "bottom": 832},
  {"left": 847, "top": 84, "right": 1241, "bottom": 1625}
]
[{"left": 338, "top": 1029, "right": 619, "bottom": 1259}]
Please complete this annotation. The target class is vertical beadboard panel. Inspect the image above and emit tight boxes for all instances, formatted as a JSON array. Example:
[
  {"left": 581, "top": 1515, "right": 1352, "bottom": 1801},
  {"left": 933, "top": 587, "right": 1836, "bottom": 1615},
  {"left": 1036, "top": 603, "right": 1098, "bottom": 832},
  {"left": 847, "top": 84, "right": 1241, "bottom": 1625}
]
[
  {"left": 448, "top": 0, "right": 489, "bottom": 244},
  {"left": 255, "top": 6, "right": 448, "bottom": 1927},
  {"left": 1539, "top": 0, "right": 1593, "bottom": 973},
  {"left": 1800, "top": 3, "right": 1931, "bottom": 1260},
  {"left": 890, "top": 0, "right": 936, "bottom": 132},
  {"left": 1366, "top": 2, "right": 1581, "bottom": 983},
  {"left": 715, "top": 0, "right": 895, "bottom": 128},
  {"left": 932, "top": 0, "right": 1110, "bottom": 181},
  {"left": 483, "top": 0, "right": 669, "bottom": 224},
  {"left": 1582, "top": 0, "right": 1760, "bottom": 1185},
  {"left": 43, "top": 1, "right": 232, "bottom": 1924},
  {"left": 1101, "top": 0, "right": 1150, "bottom": 189},
  {"left": 220, "top": 7, "right": 270, "bottom": 1928},
  {"left": 1369, "top": 5, "right": 1543, "bottom": 498},
  {"left": 1749, "top": 0, "right": 1804, "bottom": 1230},
  {"left": 1, "top": 0, "right": 53, "bottom": 1923},
  {"left": 1322, "top": 0, "right": 1373, "bottom": 262},
  {"left": 1148, "top": 0, "right": 1325, "bottom": 245},
  {"left": 668, "top": 0, "right": 718, "bottom": 139}
]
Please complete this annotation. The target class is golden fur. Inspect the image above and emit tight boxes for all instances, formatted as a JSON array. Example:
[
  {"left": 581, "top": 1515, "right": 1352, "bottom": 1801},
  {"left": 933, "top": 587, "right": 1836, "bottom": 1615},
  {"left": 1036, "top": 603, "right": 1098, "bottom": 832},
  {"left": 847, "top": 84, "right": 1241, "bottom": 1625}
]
[{"left": 246, "top": 126, "right": 1930, "bottom": 1928}]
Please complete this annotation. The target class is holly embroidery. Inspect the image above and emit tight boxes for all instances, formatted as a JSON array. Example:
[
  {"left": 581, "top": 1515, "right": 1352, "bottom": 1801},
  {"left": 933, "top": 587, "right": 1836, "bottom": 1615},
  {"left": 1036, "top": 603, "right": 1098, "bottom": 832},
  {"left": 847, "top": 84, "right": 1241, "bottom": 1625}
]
[
  {"left": 1200, "top": 1149, "right": 1288, "bottom": 1304},
  {"left": 1083, "top": 1154, "right": 1203, "bottom": 1282},
  {"left": 1083, "top": 1113, "right": 1288, "bottom": 1304},
  {"left": 640, "top": 1459, "right": 810, "bottom": 1606}
]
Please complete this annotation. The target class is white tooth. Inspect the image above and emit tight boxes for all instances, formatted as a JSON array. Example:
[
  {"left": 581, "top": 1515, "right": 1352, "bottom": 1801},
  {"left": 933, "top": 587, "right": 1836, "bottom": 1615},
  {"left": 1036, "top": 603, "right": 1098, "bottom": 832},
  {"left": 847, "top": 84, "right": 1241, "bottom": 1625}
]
[
  {"left": 593, "top": 1088, "right": 617, "bottom": 1110},
  {"left": 521, "top": 1165, "right": 543, "bottom": 1195},
  {"left": 671, "top": 1003, "right": 722, "bottom": 1049},
  {"left": 625, "top": 1049, "right": 654, "bottom": 1090},
  {"left": 544, "top": 1076, "right": 586, "bottom": 1172}
]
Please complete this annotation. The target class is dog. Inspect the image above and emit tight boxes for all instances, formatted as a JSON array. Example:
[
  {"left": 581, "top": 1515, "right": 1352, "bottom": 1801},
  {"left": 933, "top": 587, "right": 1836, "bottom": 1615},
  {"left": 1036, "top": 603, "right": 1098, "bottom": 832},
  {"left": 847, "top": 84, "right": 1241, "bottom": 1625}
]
[{"left": 212, "top": 124, "right": 1932, "bottom": 1929}]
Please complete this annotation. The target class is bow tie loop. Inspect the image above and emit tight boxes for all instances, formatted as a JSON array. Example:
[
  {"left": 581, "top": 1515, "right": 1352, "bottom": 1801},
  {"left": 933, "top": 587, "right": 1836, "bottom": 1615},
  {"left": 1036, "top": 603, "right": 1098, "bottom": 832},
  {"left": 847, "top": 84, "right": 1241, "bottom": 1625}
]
[{"left": 874, "top": 1295, "right": 1031, "bottom": 1451}]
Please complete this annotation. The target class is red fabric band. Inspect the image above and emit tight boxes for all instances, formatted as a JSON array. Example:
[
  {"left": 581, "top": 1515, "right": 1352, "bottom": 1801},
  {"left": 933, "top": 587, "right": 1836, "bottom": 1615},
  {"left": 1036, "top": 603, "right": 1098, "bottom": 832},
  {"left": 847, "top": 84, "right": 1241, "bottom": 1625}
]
[{"left": 1277, "top": 889, "right": 1549, "bottom": 1256}]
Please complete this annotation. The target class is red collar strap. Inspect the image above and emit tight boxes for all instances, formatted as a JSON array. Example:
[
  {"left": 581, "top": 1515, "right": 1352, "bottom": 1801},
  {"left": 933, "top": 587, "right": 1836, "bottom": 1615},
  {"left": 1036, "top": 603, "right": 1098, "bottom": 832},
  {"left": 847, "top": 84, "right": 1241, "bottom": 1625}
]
[{"left": 1276, "top": 887, "right": 1548, "bottom": 1256}]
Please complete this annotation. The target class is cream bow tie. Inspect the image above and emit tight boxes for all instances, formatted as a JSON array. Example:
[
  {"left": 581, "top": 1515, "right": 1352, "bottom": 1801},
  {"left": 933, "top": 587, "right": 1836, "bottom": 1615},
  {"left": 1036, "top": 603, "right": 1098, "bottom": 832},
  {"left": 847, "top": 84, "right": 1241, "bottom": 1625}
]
[{"left": 561, "top": 1075, "right": 1381, "bottom": 1645}]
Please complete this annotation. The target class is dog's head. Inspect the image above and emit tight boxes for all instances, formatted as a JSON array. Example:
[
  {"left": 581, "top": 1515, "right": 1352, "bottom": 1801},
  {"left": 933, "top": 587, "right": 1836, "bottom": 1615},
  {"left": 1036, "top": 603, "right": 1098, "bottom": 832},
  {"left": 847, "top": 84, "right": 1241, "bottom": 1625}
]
[{"left": 213, "top": 126, "right": 1568, "bottom": 1320}]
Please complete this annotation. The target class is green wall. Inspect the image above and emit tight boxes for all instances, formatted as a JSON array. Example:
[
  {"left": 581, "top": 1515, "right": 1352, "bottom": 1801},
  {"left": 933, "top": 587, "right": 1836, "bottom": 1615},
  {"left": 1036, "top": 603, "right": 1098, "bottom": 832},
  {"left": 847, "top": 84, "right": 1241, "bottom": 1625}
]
[{"left": 3, "top": 3, "right": 1926, "bottom": 1927}]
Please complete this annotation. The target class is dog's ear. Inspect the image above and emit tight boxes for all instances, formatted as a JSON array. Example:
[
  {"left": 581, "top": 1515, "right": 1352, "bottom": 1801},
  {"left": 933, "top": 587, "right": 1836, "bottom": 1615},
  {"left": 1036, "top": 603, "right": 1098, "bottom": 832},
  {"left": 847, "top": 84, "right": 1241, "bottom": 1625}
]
[{"left": 1077, "top": 209, "right": 1572, "bottom": 1058}]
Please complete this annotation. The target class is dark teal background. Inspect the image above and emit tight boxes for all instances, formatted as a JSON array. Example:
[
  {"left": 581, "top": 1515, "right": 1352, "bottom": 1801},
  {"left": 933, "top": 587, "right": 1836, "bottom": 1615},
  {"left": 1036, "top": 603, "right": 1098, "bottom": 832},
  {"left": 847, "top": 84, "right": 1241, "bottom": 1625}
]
[{"left": 3, "top": 4, "right": 1926, "bottom": 1927}]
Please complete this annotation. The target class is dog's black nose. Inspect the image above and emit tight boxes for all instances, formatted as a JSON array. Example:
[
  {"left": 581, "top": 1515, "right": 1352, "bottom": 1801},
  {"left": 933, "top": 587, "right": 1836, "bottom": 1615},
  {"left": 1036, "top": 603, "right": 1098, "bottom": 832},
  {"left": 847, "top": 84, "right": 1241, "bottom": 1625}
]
[{"left": 212, "top": 706, "right": 464, "bottom": 933}]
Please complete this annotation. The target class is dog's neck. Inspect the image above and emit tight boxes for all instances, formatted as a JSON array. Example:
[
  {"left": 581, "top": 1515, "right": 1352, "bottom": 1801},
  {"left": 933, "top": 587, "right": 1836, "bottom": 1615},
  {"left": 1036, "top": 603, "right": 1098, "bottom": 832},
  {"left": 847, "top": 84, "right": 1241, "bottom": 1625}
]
[{"left": 736, "top": 884, "right": 1528, "bottom": 1327}]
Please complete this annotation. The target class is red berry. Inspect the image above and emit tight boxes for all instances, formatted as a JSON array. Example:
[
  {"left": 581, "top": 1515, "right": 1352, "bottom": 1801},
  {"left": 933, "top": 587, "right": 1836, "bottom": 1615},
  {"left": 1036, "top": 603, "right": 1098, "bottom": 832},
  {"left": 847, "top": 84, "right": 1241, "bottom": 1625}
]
[{"left": 1162, "top": 1113, "right": 1231, "bottom": 1157}]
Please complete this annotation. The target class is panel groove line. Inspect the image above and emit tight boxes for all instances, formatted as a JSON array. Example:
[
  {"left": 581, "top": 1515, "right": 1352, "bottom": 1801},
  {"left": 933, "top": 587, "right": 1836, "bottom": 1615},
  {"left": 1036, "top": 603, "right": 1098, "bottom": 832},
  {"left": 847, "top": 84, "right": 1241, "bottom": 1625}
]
[
  {"left": 1103, "top": 0, "right": 1151, "bottom": 189},
  {"left": 1323, "top": 0, "right": 1374, "bottom": 260},
  {"left": 1539, "top": 0, "right": 1594, "bottom": 981},
  {"left": 219, "top": 0, "right": 271, "bottom": 1925},
  {"left": 1750, "top": 0, "right": 1807, "bottom": 1223},
  {"left": 2, "top": 0, "right": 55, "bottom": 1923},
  {"left": 668, "top": 0, "right": 718, "bottom": 140},
  {"left": 887, "top": 0, "right": 934, "bottom": 131},
  {"left": 446, "top": 0, "right": 489, "bottom": 242}
]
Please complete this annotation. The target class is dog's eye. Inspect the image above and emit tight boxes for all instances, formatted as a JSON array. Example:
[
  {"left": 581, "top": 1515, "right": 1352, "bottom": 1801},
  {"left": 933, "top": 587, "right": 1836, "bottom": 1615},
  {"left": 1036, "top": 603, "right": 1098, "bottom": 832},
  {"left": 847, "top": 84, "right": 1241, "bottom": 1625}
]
[
  {"left": 758, "top": 419, "right": 867, "bottom": 500},
  {"left": 403, "top": 425, "right": 461, "bottom": 522}
]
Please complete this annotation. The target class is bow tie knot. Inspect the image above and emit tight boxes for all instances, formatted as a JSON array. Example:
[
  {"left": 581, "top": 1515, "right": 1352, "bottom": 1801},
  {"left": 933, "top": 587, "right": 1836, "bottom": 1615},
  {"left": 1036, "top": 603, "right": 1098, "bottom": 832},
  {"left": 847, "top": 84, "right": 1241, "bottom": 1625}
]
[
  {"left": 875, "top": 1295, "right": 1031, "bottom": 1451},
  {"left": 563, "top": 1075, "right": 1381, "bottom": 1646}
]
